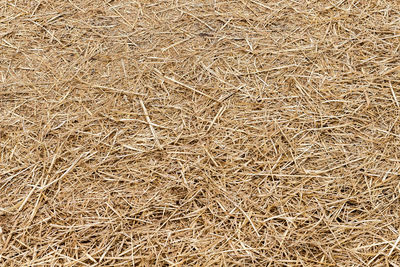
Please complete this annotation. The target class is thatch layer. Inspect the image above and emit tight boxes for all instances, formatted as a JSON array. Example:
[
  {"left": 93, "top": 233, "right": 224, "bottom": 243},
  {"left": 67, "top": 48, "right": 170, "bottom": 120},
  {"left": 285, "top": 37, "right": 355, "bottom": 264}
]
[{"left": 1, "top": 0, "right": 400, "bottom": 265}]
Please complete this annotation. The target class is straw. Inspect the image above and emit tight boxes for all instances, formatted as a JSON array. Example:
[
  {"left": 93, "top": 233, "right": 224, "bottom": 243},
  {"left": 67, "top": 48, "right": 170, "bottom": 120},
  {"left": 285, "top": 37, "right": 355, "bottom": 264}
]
[{"left": 1, "top": 0, "right": 400, "bottom": 265}]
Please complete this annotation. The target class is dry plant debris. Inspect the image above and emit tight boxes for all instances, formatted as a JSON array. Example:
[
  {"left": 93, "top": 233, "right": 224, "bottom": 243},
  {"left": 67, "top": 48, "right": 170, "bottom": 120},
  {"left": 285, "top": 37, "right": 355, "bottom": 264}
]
[{"left": 1, "top": 0, "right": 400, "bottom": 266}]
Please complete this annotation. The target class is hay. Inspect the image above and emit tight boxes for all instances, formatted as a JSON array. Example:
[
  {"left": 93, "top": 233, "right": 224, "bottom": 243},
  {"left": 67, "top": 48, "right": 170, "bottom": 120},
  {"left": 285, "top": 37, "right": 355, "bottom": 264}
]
[{"left": 1, "top": 0, "right": 400, "bottom": 265}]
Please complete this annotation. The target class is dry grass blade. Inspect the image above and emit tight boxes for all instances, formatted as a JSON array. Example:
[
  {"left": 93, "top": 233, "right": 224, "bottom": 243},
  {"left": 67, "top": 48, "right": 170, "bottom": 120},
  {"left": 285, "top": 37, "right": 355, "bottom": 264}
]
[
  {"left": 156, "top": 70, "right": 221, "bottom": 103},
  {"left": 139, "top": 99, "right": 162, "bottom": 149}
]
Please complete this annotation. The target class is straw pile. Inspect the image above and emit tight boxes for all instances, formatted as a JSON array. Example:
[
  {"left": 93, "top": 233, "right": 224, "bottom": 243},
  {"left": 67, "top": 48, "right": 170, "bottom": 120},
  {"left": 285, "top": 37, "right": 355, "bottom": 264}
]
[{"left": 1, "top": 0, "right": 400, "bottom": 266}]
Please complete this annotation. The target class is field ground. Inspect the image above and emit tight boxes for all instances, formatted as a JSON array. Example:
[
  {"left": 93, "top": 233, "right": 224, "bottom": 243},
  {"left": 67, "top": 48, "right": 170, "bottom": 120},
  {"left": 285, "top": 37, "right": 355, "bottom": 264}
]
[{"left": 1, "top": 0, "right": 400, "bottom": 266}]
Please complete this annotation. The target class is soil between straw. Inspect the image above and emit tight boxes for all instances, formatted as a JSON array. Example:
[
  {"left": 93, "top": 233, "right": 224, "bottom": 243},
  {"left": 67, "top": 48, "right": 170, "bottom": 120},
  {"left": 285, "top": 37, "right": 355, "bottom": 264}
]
[{"left": 1, "top": 0, "right": 400, "bottom": 266}]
